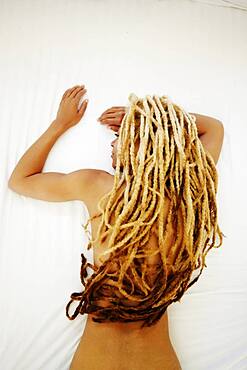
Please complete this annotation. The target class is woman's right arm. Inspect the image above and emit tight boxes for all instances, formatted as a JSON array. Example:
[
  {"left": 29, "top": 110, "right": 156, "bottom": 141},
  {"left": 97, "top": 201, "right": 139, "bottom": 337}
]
[
  {"left": 98, "top": 107, "right": 224, "bottom": 166},
  {"left": 189, "top": 113, "right": 224, "bottom": 165}
]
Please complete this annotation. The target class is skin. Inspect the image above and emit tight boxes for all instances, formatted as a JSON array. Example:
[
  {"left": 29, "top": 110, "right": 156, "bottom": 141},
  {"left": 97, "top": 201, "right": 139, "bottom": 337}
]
[
  {"left": 111, "top": 134, "right": 140, "bottom": 173},
  {"left": 7, "top": 85, "right": 109, "bottom": 208},
  {"left": 7, "top": 85, "right": 223, "bottom": 370},
  {"left": 8, "top": 83, "right": 224, "bottom": 206},
  {"left": 111, "top": 135, "right": 118, "bottom": 170}
]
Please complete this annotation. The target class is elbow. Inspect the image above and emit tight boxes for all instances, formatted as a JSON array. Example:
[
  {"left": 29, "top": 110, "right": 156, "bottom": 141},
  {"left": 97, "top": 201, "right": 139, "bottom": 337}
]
[
  {"left": 8, "top": 177, "right": 14, "bottom": 189},
  {"left": 216, "top": 120, "right": 224, "bottom": 129},
  {"left": 8, "top": 179, "right": 16, "bottom": 190},
  {"left": 8, "top": 176, "right": 20, "bottom": 190},
  {"left": 217, "top": 120, "right": 224, "bottom": 128},
  {"left": 8, "top": 173, "right": 16, "bottom": 188},
  {"left": 8, "top": 173, "right": 25, "bottom": 189},
  {"left": 218, "top": 121, "right": 225, "bottom": 138},
  {"left": 213, "top": 120, "right": 225, "bottom": 135}
]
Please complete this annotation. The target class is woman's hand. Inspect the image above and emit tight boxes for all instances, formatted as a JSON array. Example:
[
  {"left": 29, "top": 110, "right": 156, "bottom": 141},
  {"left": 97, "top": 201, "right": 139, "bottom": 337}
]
[
  {"left": 55, "top": 85, "right": 88, "bottom": 130},
  {"left": 97, "top": 106, "right": 126, "bottom": 133}
]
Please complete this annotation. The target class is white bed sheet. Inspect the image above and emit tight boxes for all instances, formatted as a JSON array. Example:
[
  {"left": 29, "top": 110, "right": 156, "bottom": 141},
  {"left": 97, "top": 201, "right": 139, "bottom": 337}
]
[{"left": 1, "top": 0, "right": 246, "bottom": 369}]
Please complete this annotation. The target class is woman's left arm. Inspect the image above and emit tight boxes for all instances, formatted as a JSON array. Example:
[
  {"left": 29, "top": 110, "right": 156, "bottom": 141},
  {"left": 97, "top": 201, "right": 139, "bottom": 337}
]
[
  {"left": 8, "top": 119, "right": 67, "bottom": 183},
  {"left": 7, "top": 85, "right": 105, "bottom": 204}
]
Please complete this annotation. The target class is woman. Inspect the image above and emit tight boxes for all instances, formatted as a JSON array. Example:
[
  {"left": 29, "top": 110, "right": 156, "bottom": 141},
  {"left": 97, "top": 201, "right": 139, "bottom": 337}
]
[{"left": 8, "top": 85, "right": 225, "bottom": 370}]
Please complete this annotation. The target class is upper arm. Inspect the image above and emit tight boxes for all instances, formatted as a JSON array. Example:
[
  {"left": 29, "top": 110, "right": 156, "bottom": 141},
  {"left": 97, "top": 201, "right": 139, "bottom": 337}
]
[
  {"left": 198, "top": 121, "right": 224, "bottom": 165},
  {"left": 8, "top": 169, "right": 108, "bottom": 205}
]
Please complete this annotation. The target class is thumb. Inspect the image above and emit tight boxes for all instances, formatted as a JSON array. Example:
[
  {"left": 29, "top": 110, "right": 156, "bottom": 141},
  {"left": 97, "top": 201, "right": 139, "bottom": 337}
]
[{"left": 78, "top": 99, "right": 88, "bottom": 116}]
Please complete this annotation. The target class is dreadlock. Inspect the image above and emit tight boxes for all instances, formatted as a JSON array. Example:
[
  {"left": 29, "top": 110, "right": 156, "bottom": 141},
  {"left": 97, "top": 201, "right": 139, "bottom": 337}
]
[{"left": 66, "top": 93, "right": 226, "bottom": 328}]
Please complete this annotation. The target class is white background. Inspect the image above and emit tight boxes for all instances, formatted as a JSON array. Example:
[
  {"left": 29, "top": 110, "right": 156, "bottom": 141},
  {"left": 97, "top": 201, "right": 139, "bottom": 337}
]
[{"left": 0, "top": 0, "right": 246, "bottom": 369}]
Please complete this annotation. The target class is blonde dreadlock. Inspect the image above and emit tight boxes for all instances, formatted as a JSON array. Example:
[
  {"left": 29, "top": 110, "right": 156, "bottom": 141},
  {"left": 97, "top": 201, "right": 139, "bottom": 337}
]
[{"left": 66, "top": 93, "right": 226, "bottom": 328}]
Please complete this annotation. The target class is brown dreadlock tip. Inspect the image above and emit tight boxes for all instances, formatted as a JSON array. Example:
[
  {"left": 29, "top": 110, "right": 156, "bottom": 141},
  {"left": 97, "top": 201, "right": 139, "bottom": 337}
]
[
  {"left": 66, "top": 303, "right": 83, "bottom": 321},
  {"left": 70, "top": 292, "right": 83, "bottom": 300},
  {"left": 87, "top": 262, "right": 98, "bottom": 272},
  {"left": 80, "top": 253, "right": 87, "bottom": 266}
]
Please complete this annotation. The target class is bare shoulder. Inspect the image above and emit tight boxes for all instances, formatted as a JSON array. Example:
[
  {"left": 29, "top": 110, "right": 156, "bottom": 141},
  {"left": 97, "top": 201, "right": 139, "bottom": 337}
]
[
  {"left": 77, "top": 168, "right": 113, "bottom": 189},
  {"left": 96, "top": 170, "right": 115, "bottom": 199},
  {"left": 81, "top": 169, "right": 114, "bottom": 213}
]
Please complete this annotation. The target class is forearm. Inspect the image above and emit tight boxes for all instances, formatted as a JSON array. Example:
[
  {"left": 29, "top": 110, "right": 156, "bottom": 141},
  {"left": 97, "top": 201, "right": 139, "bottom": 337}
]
[
  {"left": 8, "top": 120, "right": 65, "bottom": 184},
  {"left": 189, "top": 112, "right": 222, "bottom": 136}
]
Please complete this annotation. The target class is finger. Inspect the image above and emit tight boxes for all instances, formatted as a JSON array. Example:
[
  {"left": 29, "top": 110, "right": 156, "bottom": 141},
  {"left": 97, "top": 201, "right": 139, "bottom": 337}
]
[
  {"left": 110, "top": 106, "right": 126, "bottom": 110},
  {"left": 73, "top": 88, "right": 87, "bottom": 101},
  {"left": 67, "top": 85, "right": 83, "bottom": 98},
  {"left": 66, "top": 85, "right": 80, "bottom": 96},
  {"left": 70, "top": 86, "right": 86, "bottom": 99},
  {"left": 62, "top": 88, "right": 71, "bottom": 100},
  {"left": 78, "top": 100, "right": 88, "bottom": 115},
  {"left": 99, "top": 112, "right": 125, "bottom": 121},
  {"left": 99, "top": 107, "right": 124, "bottom": 117},
  {"left": 99, "top": 113, "right": 119, "bottom": 120},
  {"left": 109, "top": 126, "right": 120, "bottom": 132},
  {"left": 62, "top": 86, "right": 79, "bottom": 101},
  {"left": 100, "top": 118, "right": 121, "bottom": 125},
  {"left": 101, "top": 107, "right": 126, "bottom": 114},
  {"left": 105, "top": 111, "right": 125, "bottom": 117}
]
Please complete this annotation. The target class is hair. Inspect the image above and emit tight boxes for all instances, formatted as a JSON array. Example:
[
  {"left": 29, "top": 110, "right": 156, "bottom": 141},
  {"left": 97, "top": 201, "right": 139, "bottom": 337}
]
[{"left": 66, "top": 93, "right": 226, "bottom": 328}]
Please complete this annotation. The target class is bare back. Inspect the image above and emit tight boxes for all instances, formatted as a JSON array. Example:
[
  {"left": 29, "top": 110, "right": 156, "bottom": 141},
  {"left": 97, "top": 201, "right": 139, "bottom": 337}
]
[{"left": 69, "top": 172, "right": 182, "bottom": 370}]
